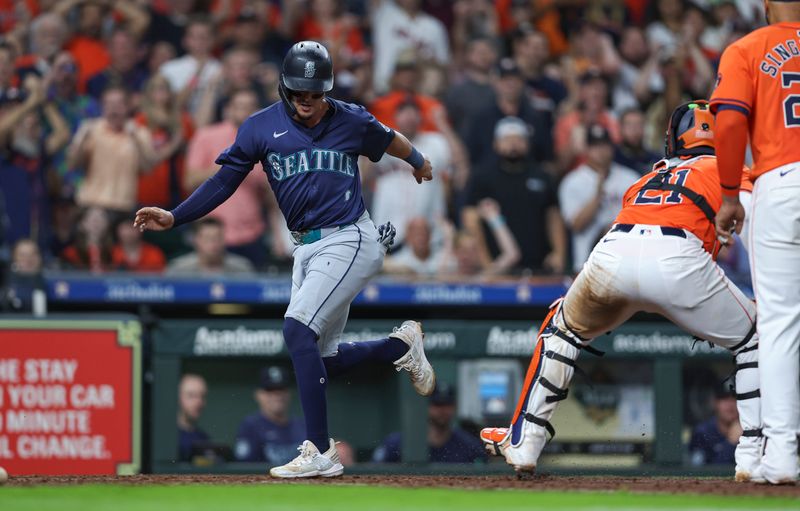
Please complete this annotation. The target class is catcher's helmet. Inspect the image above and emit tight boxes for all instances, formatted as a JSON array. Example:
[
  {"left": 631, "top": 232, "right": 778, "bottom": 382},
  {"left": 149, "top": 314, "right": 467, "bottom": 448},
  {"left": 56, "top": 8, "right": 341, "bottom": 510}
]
[
  {"left": 279, "top": 41, "right": 333, "bottom": 115},
  {"left": 664, "top": 100, "right": 715, "bottom": 159}
]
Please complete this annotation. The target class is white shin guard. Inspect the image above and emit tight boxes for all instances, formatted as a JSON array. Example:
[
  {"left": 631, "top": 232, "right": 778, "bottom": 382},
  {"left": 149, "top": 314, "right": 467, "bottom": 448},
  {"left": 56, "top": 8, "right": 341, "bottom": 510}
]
[
  {"left": 730, "top": 327, "right": 762, "bottom": 479},
  {"left": 505, "top": 304, "right": 600, "bottom": 471}
]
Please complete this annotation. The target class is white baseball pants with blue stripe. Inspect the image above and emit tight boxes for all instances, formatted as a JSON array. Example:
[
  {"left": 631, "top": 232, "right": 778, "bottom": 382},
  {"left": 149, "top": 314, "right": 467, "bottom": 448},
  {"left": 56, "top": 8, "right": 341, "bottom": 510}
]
[{"left": 285, "top": 211, "right": 385, "bottom": 357}]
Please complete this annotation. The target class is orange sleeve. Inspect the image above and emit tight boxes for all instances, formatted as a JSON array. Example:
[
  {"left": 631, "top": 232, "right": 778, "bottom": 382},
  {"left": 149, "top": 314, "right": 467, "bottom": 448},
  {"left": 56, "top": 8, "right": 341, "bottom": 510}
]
[
  {"left": 710, "top": 43, "right": 753, "bottom": 116},
  {"left": 715, "top": 109, "right": 749, "bottom": 197}
]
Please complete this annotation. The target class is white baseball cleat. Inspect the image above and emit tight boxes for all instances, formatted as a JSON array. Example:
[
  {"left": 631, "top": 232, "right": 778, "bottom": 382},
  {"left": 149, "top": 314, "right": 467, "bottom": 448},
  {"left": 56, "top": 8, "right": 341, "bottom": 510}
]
[
  {"left": 391, "top": 320, "right": 436, "bottom": 396},
  {"left": 269, "top": 438, "right": 344, "bottom": 478},
  {"left": 480, "top": 426, "right": 539, "bottom": 476}
]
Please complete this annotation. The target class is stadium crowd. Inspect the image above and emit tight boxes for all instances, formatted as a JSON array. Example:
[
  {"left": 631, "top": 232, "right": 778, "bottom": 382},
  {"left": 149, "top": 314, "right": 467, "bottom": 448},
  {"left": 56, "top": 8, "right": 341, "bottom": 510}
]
[{"left": 0, "top": 0, "right": 762, "bottom": 280}]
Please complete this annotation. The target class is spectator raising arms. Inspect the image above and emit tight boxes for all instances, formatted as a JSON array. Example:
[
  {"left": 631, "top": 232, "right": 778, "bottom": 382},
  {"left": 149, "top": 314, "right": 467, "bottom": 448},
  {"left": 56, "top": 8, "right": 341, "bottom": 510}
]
[
  {"left": 68, "top": 85, "right": 157, "bottom": 216},
  {"left": 136, "top": 74, "right": 195, "bottom": 209}
]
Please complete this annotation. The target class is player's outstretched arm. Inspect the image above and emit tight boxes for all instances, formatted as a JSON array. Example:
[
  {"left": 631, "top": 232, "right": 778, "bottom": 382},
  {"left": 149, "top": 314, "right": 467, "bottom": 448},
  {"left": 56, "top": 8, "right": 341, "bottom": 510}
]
[
  {"left": 135, "top": 165, "right": 248, "bottom": 232},
  {"left": 386, "top": 130, "right": 433, "bottom": 184},
  {"left": 134, "top": 207, "right": 174, "bottom": 232}
]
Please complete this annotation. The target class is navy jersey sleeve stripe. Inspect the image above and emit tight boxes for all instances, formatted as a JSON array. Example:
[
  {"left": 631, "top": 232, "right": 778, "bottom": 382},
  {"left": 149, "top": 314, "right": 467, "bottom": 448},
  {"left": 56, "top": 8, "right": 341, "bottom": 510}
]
[{"left": 714, "top": 103, "right": 750, "bottom": 117}]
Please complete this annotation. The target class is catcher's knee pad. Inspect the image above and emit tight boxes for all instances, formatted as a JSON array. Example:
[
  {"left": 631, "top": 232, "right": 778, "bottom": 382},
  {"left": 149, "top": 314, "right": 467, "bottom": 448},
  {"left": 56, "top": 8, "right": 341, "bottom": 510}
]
[
  {"left": 499, "top": 299, "right": 602, "bottom": 470},
  {"left": 729, "top": 324, "right": 762, "bottom": 477}
]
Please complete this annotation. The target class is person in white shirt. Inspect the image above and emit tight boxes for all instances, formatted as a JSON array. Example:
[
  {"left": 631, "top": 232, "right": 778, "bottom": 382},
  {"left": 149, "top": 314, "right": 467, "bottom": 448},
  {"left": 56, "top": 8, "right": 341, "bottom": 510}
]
[
  {"left": 371, "top": 0, "right": 450, "bottom": 94},
  {"left": 368, "top": 99, "right": 451, "bottom": 246},
  {"left": 559, "top": 124, "right": 639, "bottom": 273},
  {"left": 159, "top": 16, "right": 222, "bottom": 118}
]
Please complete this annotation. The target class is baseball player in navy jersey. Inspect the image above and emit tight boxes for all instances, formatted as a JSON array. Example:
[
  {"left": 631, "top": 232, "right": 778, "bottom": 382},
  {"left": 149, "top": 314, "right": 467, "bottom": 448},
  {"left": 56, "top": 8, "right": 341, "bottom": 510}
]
[{"left": 134, "top": 41, "right": 436, "bottom": 478}]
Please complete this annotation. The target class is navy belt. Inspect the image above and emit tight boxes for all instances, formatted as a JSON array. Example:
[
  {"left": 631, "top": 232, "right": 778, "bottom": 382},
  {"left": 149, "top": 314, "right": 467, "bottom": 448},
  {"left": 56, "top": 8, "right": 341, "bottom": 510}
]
[{"left": 611, "top": 224, "right": 686, "bottom": 238}]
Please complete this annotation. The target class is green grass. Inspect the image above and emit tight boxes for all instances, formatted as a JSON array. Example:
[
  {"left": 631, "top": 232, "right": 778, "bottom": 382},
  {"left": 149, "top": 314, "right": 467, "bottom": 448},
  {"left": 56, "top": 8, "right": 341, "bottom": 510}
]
[{"left": 1, "top": 484, "right": 798, "bottom": 511}]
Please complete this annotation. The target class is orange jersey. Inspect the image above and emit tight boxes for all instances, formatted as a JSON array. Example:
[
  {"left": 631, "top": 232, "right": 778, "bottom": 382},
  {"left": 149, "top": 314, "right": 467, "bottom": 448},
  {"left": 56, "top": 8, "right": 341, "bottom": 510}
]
[
  {"left": 615, "top": 156, "right": 748, "bottom": 257},
  {"left": 710, "top": 23, "right": 800, "bottom": 179}
]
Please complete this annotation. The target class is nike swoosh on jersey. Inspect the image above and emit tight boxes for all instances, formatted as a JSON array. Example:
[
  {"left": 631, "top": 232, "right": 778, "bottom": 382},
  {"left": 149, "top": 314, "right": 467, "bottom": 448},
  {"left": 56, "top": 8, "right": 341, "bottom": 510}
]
[
  {"left": 780, "top": 168, "right": 797, "bottom": 177},
  {"left": 273, "top": 130, "right": 289, "bottom": 138}
]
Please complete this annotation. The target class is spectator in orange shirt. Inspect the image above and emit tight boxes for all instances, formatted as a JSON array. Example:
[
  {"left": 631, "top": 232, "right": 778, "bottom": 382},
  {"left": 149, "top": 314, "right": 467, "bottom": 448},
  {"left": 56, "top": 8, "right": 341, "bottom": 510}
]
[
  {"left": 61, "top": 206, "right": 115, "bottom": 272},
  {"left": 370, "top": 53, "right": 445, "bottom": 134},
  {"left": 135, "top": 74, "right": 195, "bottom": 209},
  {"left": 370, "top": 52, "right": 469, "bottom": 189},
  {"left": 111, "top": 215, "right": 166, "bottom": 273},
  {"left": 56, "top": 0, "right": 150, "bottom": 93},
  {"left": 289, "top": 0, "right": 367, "bottom": 68}
]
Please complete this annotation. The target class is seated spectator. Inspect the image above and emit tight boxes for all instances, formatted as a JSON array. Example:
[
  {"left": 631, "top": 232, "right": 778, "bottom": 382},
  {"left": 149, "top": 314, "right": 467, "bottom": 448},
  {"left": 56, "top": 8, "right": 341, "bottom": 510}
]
[
  {"left": 112, "top": 216, "right": 166, "bottom": 273},
  {"left": 61, "top": 206, "right": 116, "bottom": 272},
  {"left": 464, "top": 117, "right": 565, "bottom": 275},
  {"left": 372, "top": 383, "right": 487, "bottom": 463},
  {"left": 1, "top": 238, "right": 45, "bottom": 312},
  {"left": 68, "top": 85, "right": 157, "bottom": 216},
  {"left": 177, "top": 373, "right": 210, "bottom": 463},
  {"left": 86, "top": 28, "right": 149, "bottom": 101},
  {"left": 383, "top": 218, "right": 456, "bottom": 277},
  {"left": 368, "top": 99, "right": 451, "bottom": 247},
  {"left": 614, "top": 108, "right": 661, "bottom": 174},
  {"left": 159, "top": 16, "right": 222, "bottom": 118},
  {"left": 688, "top": 383, "right": 740, "bottom": 466},
  {"left": 558, "top": 124, "right": 639, "bottom": 273},
  {"left": 166, "top": 218, "right": 254, "bottom": 275},
  {"left": 136, "top": 74, "right": 195, "bottom": 209},
  {"left": 235, "top": 366, "right": 305, "bottom": 465}
]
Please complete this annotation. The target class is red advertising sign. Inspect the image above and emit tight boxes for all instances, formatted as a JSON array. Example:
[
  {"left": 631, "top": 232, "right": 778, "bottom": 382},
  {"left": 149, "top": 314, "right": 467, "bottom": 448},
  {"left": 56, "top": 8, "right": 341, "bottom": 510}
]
[{"left": 0, "top": 320, "right": 141, "bottom": 475}]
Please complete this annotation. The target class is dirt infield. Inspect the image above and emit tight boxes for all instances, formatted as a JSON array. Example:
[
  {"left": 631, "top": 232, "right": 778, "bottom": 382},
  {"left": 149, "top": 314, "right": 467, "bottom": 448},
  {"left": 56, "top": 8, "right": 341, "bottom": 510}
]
[{"left": 5, "top": 474, "right": 800, "bottom": 497}]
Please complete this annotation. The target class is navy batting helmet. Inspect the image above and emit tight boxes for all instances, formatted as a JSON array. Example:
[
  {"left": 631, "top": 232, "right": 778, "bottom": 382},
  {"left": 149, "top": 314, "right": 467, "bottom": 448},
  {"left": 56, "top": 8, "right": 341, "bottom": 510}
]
[{"left": 279, "top": 41, "right": 333, "bottom": 115}]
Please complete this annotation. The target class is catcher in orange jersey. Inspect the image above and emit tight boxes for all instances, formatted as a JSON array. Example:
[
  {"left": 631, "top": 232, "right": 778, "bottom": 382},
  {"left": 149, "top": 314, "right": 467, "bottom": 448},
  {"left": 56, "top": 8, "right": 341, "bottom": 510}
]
[
  {"left": 712, "top": 0, "right": 800, "bottom": 485},
  {"left": 480, "top": 101, "right": 762, "bottom": 481}
]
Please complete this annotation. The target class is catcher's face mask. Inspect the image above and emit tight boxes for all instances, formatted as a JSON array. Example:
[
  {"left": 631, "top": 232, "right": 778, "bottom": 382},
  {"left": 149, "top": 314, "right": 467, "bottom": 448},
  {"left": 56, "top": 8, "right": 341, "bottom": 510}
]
[{"left": 664, "top": 100, "right": 715, "bottom": 159}]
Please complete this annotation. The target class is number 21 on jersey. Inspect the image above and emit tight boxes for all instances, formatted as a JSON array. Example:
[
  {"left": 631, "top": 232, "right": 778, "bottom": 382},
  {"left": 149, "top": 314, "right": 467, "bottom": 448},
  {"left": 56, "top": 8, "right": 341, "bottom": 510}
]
[{"left": 633, "top": 169, "right": 690, "bottom": 205}]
